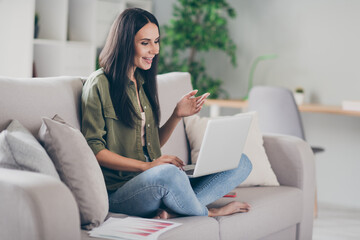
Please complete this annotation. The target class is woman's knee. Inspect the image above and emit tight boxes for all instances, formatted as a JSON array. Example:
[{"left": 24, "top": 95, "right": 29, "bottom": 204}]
[
  {"left": 240, "top": 153, "right": 253, "bottom": 175},
  {"left": 146, "top": 164, "right": 187, "bottom": 186}
]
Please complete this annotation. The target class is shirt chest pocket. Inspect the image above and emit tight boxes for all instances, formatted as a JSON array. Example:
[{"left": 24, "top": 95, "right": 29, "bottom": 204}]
[{"left": 103, "top": 106, "right": 118, "bottom": 120}]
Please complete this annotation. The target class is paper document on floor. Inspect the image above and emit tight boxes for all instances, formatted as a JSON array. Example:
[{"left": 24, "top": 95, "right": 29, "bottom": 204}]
[{"left": 88, "top": 217, "right": 182, "bottom": 240}]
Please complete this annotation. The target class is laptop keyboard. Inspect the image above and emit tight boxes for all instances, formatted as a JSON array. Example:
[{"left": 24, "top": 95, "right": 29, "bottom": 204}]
[{"left": 183, "top": 164, "right": 195, "bottom": 175}]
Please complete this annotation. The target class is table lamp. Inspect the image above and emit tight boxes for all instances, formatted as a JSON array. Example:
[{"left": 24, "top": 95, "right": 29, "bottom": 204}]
[{"left": 244, "top": 54, "right": 278, "bottom": 100}]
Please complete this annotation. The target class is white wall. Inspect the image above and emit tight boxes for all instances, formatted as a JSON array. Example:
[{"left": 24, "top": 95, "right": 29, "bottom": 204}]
[
  {"left": 153, "top": 0, "right": 360, "bottom": 209},
  {"left": 0, "top": 0, "right": 35, "bottom": 77}
]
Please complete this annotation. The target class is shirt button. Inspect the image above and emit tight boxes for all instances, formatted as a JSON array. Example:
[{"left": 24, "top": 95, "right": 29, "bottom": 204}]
[
  {"left": 148, "top": 142, "right": 151, "bottom": 146},
  {"left": 147, "top": 124, "right": 150, "bottom": 127},
  {"left": 144, "top": 106, "right": 147, "bottom": 109}
]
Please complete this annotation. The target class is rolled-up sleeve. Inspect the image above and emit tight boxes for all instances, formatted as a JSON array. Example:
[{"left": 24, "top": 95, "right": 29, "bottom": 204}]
[{"left": 81, "top": 79, "right": 107, "bottom": 155}]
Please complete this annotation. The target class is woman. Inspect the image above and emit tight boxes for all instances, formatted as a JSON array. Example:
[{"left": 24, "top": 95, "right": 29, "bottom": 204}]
[{"left": 81, "top": 8, "right": 252, "bottom": 219}]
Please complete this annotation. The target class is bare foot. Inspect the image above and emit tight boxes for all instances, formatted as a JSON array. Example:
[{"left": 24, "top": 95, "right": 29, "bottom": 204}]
[
  {"left": 208, "top": 201, "right": 251, "bottom": 217},
  {"left": 153, "top": 209, "right": 179, "bottom": 219}
]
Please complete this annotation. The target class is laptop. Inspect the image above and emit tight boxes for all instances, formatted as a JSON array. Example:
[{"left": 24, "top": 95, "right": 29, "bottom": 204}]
[{"left": 183, "top": 114, "right": 252, "bottom": 178}]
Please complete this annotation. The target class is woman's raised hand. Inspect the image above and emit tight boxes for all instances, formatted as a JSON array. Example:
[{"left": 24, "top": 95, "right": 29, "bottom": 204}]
[{"left": 174, "top": 90, "right": 210, "bottom": 118}]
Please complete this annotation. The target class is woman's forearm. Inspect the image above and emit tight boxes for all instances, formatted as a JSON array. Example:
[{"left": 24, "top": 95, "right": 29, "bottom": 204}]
[
  {"left": 158, "top": 110, "right": 181, "bottom": 147},
  {"left": 158, "top": 90, "right": 208, "bottom": 147},
  {"left": 96, "top": 149, "right": 149, "bottom": 172}
]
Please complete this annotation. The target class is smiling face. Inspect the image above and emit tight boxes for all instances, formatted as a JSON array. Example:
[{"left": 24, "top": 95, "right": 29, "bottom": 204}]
[{"left": 133, "top": 22, "right": 160, "bottom": 72}]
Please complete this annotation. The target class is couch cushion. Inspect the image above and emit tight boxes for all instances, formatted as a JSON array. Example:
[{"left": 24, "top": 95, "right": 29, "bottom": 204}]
[
  {"left": 208, "top": 186, "right": 302, "bottom": 240},
  {"left": 157, "top": 72, "right": 193, "bottom": 164},
  {"left": 81, "top": 213, "right": 220, "bottom": 240},
  {"left": 0, "top": 120, "right": 59, "bottom": 179},
  {"left": 39, "top": 115, "right": 108, "bottom": 230},
  {"left": 0, "top": 76, "right": 83, "bottom": 138}
]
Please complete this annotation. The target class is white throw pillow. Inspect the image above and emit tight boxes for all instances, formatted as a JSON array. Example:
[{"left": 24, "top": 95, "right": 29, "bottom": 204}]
[
  {"left": 183, "top": 112, "right": 279, "bottom": 187},
  {"left": 0, "top": 120, "right": 60, "bottom": 179}
]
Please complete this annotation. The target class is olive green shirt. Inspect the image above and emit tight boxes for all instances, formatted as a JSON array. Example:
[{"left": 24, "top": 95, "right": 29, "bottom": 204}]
[{"left": 81, "top": 68, "right": 162, "bottom": 191}]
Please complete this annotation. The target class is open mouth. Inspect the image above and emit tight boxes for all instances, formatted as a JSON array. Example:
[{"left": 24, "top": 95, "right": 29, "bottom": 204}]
[{"left": 143, "top": 57, "right": 153, "bottom": 64}]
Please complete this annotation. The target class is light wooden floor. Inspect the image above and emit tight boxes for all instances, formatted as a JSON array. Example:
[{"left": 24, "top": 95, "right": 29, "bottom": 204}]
[{"left": 313, "top": 203, "right": 360, "bottom": 240}]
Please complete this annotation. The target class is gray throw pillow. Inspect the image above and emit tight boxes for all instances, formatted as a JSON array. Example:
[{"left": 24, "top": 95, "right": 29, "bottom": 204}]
[
  {"left": 38, "top": 115, "right": 108, "bottom": 230},
  {"left": 0, "top": 120, "right": 60, "bottom": 179}
]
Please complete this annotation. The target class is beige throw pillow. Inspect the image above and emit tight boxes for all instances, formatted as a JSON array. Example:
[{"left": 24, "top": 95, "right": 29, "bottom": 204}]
[
  {"left": 38, "top": 115, "right": 108, "bottom": 230},
  {"left": 184, "top": 112, "right": 279, "bottom": 187}
]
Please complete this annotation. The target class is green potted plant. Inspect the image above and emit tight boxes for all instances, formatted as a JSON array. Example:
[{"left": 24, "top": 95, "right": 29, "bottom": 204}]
[
  {"left": 158, "top": 0, "right": 237, "bottom": 98},
  {"left": 294, "top": 87, "right": 304, "bottom": 105}
]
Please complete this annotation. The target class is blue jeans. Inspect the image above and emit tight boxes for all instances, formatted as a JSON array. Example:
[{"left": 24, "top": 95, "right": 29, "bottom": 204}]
[{"left": 108, "top": 154, "right": 252, "bottom": 218}]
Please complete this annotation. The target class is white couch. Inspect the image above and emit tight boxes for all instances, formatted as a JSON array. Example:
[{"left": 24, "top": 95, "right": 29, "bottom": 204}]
[{"left": 0, "top": 72, "right": 315, "bottom": 240}]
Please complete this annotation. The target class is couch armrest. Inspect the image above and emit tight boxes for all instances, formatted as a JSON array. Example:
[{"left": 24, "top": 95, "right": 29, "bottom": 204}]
[
  {"left": 0, "top": 169, "right": 81, "bottom": 240},
  {"left": 263, "top": 134, "right": 315, "bottom": 240},
  {"left": 263, "top": 134, "right": 315, "bottom": 189}
]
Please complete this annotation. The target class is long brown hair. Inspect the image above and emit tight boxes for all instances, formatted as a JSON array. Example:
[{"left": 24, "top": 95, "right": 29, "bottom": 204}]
[{"left": 99, "top": 8, "right": 160, "bottom": 128}]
